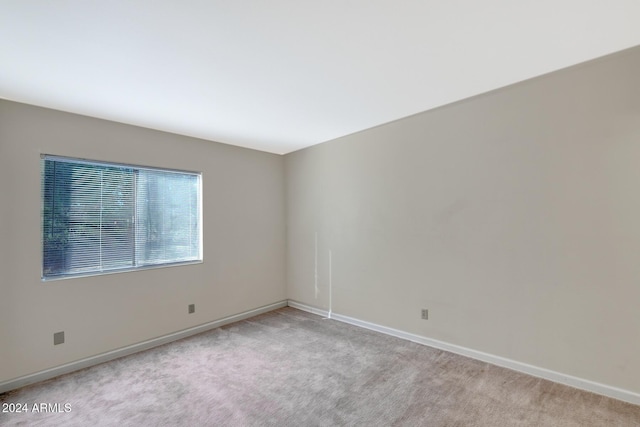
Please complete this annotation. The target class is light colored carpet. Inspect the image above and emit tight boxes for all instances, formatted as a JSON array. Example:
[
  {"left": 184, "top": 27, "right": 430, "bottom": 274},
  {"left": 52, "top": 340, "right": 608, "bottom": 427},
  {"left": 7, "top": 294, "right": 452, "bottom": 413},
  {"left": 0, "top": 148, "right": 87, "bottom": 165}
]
[{"left": 1, "top": 307, "right": 639, "bottom": 426}]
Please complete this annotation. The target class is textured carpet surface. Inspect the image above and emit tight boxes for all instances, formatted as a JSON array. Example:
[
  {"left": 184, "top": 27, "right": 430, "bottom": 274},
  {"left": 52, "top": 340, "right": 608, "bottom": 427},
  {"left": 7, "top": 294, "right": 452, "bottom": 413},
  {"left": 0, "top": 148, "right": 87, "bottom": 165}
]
[{"left": 1, "top": 307, "right": 639, "bottom": 426}]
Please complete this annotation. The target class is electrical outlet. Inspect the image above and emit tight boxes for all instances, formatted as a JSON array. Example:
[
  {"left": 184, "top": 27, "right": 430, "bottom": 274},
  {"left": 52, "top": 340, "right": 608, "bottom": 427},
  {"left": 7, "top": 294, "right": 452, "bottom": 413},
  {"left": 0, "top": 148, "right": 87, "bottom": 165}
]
[
  {"left": 421, "top": 309, "right": 429, "bottom": 320},
  {"left": 188, "top": 304, "right": 195, "bottom": 314},
  {"left": 53, "top": 331, "right": 65, "bottom": 345}
]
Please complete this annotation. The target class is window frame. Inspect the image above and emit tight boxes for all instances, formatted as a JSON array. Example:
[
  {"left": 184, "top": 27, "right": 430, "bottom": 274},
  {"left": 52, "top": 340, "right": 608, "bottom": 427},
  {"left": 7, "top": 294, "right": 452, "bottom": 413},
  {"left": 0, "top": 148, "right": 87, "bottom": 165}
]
[{"left": 41, "top": 155, "right": 203, "bottom": 281}]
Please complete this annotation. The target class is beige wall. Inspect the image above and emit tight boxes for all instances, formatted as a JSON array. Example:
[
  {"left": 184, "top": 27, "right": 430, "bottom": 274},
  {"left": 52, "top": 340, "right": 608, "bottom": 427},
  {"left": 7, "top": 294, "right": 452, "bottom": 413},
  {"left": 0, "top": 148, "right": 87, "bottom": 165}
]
[
  {"left": 0, "top": 100, "right": 286, "bottom": 383},
  {"left": 285, "top": 47, "right": 640, "bottom": 393}
]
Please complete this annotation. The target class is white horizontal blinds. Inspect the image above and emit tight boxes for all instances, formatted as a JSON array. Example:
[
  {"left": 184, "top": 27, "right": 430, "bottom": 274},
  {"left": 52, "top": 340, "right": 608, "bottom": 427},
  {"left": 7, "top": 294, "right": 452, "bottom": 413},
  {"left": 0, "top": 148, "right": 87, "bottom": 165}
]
[
  {"left": 135, "top": 169, "right": 200, "bottom": 266},
  {"left": 42, "top": 156, "right": 201, "bottom": 279},
  {"left": 42, "top": 159, "right": 135, "bottom": 277},
  {"left": 97, "top": 166, "right": 135, "bottom": 269},
  {"left": 42, "top": 160, "right": 67, "bottom": 276}
]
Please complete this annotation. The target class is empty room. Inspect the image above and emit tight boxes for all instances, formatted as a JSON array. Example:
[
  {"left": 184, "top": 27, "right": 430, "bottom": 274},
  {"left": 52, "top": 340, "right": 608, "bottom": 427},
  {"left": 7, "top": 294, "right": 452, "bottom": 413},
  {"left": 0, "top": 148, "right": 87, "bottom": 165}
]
[{"left": 1, "top": 1, "right": 640, "bottom": 426}]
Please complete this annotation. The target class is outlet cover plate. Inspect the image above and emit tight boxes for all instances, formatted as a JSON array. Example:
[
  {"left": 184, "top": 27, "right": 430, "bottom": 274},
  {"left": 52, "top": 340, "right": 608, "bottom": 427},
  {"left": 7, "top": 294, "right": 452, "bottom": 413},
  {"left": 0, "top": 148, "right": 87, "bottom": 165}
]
[{"left": 54, "top": 331, "right": 65, "bottom": 345}]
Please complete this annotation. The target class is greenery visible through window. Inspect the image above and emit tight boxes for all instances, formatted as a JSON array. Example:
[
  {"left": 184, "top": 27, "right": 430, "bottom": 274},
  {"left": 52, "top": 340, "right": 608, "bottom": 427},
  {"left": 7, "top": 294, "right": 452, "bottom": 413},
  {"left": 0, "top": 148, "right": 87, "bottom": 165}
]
[{"left": 42, "top": 155, "right": 202, "bottom": 279}]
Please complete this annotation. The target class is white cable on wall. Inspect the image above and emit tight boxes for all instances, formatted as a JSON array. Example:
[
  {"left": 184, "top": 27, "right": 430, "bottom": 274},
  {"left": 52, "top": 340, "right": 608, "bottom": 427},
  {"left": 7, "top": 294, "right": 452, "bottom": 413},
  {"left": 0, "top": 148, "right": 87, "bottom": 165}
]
[
  {"left": 328, "top": 249, "right": 332, "bottom": 319},
  {"left": 314, "top": 231, "right": 319, "bottom": 298}
]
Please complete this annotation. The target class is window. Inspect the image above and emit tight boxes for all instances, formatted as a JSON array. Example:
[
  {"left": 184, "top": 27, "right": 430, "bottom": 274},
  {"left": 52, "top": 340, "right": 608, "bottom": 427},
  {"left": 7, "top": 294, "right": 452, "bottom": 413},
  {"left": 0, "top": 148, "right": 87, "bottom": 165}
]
[{"left": 41, "top": 155, "right": 202, "bottom": 279}]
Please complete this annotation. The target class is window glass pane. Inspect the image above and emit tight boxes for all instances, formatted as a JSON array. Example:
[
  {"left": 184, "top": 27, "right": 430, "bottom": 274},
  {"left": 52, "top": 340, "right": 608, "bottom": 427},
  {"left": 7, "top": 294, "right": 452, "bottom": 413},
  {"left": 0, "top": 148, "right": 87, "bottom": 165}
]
[{"left": 135, "top": 169, "right": 200, "bottom": 266}]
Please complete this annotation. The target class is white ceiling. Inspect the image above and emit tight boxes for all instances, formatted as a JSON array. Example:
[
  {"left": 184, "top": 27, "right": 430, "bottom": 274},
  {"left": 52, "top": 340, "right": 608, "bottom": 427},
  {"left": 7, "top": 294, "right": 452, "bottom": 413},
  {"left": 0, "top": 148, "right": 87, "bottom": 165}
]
[{"left": 2, "top": 1, "right": 640, "bottom": 155}]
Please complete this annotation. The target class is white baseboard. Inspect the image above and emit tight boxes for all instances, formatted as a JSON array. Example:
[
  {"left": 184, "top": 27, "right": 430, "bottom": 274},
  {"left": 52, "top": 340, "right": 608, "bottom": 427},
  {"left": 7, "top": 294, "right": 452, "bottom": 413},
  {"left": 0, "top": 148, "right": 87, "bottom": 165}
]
[
  {"left": 0, "top": 301, "right": 288, "bottom": 394},
  {"left": 287, "top": 300, "right": 640, "bottom": 406}
]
